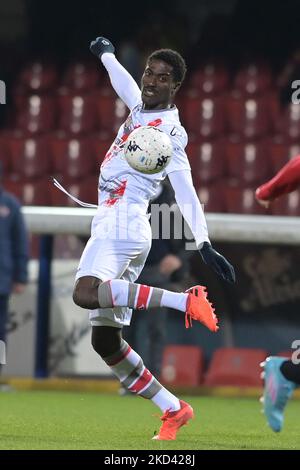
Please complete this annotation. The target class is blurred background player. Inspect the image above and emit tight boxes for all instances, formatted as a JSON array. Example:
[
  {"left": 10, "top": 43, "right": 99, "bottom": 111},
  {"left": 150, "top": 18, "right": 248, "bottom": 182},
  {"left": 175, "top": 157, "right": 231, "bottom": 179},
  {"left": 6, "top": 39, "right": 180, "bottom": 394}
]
[
  {"left": 256, "top": 156, "right": 300, "bottom": 432},
  {"left": 72, "top": 37, "right": 235, "bottom": 440},
  {"left": 0, "top": 161, "right": 29, "bottom": 372}
]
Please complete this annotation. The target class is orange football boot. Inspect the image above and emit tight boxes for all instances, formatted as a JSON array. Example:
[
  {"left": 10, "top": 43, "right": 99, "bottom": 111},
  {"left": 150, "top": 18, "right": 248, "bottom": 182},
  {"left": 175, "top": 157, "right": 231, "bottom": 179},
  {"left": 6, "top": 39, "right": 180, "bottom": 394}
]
[
  {"left": 152, "top": 400, "right": 194, "bottom": 440},
  {"left": 185, "top": 285, "right": 219, "bottom": 331}
]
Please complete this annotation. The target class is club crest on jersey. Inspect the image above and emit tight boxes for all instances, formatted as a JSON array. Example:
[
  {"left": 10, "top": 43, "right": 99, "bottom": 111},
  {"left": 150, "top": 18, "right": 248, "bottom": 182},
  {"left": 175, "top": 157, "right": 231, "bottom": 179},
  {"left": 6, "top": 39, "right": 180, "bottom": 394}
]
[{"left": 124, "top": 115, "right": 134, "bottom": 134}]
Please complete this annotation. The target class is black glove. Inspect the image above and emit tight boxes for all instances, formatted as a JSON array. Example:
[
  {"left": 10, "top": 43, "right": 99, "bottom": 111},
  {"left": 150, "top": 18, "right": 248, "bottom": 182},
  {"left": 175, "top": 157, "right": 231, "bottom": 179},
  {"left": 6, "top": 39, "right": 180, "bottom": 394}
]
[
  {"left": 90, "top": 37, "right": 115, "bottom": 59},
  {"left": 199, "top": 242, "right": 236, "bottom": 283}
]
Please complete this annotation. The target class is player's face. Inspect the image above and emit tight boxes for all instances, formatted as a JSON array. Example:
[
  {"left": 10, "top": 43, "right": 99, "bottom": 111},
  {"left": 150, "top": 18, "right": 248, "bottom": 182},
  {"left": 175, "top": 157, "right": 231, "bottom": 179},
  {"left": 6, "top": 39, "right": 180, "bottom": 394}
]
[{"left": 141, "top": 59, "right": 180, "bottom": 110}]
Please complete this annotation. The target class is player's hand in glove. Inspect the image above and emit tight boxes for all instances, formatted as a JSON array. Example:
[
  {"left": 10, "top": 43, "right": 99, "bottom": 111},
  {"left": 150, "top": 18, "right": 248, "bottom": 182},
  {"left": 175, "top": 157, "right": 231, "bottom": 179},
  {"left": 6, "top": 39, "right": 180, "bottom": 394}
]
[
  {"left": 90, "top": 37, "right": 115, "bottom": 59},
  {"left": 199, "top": 242, "right": 236, "bottom": 283}
]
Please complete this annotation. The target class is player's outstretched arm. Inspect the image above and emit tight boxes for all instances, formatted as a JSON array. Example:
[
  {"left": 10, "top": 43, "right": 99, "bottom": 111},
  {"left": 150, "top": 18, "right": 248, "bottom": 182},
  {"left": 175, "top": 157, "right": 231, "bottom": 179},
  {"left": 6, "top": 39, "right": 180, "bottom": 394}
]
[
  {"left": 168, "top": 169, "right": 236, "bottom": 284},
  {"left": 256, "top": 154, "right": 300, "bottom": 205},
  {"left": 90, "top": 36, "right": 141, "bottom": 110}
]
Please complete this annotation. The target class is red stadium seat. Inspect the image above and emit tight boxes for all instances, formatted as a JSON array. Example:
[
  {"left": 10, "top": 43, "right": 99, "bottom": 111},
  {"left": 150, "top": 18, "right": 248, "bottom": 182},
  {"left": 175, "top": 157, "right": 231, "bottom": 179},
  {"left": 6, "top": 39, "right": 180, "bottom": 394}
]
[
  {"left": 94, "top": 88, "right": 128, "bottom": 134},
  {"left": 226, "top": 93, "right": 270, "bottom": 139},
  {"left": 181, "top": 95, "right": 225, "bottom": 138},
  {"left": 271, "top": 189, "right": 300, "bottom": 216},
  {"left": 4, "top": 178, "right": 51, "bottom": 205},
  {"left": 204, "top": 347, "right": 268, "bottom": 387},
  {"left": 224, "top": 185, "right": 268, "bottom": 214},
  {"left": 187, "top": 139, "right": 225, "bottom": 183},
  {"left": 225, "top": 137, "right": 271, "bottom": 184},
  {"left": 7, "top": 133, "right": 51, "bottom": 179},
  {"left": 197, "top": 181, "right": 226, "bottom": 213},
  {"left": 14, "top": 61, "right": 58, "bottom": 93},
  {"left": 233, "top": 61, "right": 272, "bottom": 95},
  {"left": 49, "top": 176, "right": 98, "bottom": 207},
  {"left": 50, "top": 134, "right": 94, "bottom": 179},
  {"left": 14, "top": 95, "right": 57, "bottom": 134},
  {"left": 160, "top": 345, "right": 204, "bottom": 386},
  {"left": 57, "top": 91, "right": 97, "bottom": 135},
  {"left": 186, "top": 61, "right": 229, "bottom": 96},
  {"left": 61, "top": 61, "right": 102, "bottom": 91}
]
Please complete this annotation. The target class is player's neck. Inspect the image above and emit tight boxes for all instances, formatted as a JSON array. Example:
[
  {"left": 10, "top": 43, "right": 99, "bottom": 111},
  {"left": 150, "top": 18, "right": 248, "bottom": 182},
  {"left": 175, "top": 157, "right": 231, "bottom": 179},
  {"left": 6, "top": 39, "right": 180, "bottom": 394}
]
[{"left": 142, "top": 103, "right": 174, "bottom": 111}]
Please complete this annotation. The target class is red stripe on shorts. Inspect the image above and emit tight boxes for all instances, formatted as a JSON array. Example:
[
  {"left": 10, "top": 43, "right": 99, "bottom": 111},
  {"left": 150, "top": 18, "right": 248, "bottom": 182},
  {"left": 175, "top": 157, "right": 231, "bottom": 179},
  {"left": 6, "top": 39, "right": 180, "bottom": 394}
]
[{"left": 136, "top": 285, "right": 150, "bottom": 310}]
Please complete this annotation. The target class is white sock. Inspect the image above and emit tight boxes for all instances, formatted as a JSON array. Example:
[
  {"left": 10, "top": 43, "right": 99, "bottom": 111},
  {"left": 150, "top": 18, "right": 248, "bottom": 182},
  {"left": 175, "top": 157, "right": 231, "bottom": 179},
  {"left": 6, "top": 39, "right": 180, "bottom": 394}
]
[
  {"left": 109, "top": 279, "right": 128, "bottom": 306},
  {"left": 103, "top": 340, "right": 181, "bottom": 412},
  {"left": 161, "top": 291, "right": 188, "bottom": 312},
  {"left": 99, "top": 279, "right": 188, "bottom": 312},
  {"left": 151, "top": 388, "right": 181, "bottom": 412}
]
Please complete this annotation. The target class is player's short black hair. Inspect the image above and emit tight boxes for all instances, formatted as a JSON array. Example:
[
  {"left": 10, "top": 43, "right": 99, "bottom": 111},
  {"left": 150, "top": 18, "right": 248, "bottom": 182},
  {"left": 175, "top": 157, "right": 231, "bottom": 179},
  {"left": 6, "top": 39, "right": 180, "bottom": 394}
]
[{"left": 147, "top": 49, "right": 187, "bottom": 84}]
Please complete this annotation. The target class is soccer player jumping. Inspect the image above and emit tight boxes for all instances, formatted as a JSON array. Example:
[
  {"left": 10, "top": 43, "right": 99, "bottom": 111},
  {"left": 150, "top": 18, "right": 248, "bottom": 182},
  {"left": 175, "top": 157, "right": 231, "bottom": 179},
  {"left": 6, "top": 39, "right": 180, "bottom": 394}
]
[
  {"left": 256, "top": 155, "right": 300, "bottom": 432},
  {"left": 72, "top": 37, "right": 235, "bottom": 440}
]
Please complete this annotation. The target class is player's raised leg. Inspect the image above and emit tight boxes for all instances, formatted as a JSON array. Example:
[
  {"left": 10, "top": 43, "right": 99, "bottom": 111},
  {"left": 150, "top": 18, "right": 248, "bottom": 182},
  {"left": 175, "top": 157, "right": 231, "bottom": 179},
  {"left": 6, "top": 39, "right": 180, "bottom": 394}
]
[{"left": 74, "top": 278, "right": 218, "bottom": 332}]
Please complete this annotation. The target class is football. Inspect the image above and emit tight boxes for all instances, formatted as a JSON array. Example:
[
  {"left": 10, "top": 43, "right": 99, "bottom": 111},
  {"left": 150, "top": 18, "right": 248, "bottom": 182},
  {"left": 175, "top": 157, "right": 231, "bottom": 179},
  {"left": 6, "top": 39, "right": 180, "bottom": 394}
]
[{"left": 124, "top": 126, "right": 172, "bottom": 174}]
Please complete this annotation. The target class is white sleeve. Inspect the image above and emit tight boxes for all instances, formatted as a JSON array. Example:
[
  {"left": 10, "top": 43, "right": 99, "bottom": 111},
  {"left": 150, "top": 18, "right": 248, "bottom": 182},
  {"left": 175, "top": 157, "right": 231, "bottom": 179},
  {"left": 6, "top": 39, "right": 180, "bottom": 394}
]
[
  {"left": 101, "top": 53, "right": 141, "bottom": 110},
  {"left": 168, "top": 169, "right": 210, "bottom": 247},
  {"left": 164, "top": 126, "right": 190, "bottom": 174}
]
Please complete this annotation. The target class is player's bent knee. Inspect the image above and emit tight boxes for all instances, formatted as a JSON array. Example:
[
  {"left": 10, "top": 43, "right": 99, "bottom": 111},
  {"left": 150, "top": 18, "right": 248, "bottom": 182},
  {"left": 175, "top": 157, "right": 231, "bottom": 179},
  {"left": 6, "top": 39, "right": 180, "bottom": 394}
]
[
  {"left": 72, "top": 276, "right": 102, "bottom": 309},
  {"left": 72, "top": 287, "right": 89, "bottom": 308},
  {"left": 91, "top": 326, "right": 122, "bottom": 358}
]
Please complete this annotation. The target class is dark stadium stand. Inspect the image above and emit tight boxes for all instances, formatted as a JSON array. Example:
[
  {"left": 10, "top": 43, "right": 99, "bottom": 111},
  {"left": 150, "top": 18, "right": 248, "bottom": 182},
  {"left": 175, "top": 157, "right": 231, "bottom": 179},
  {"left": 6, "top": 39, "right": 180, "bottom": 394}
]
[
  {"left": 8, "top": 132, "right": 51, "bottom": 179},
  {"left": 50, "top": 133, "right": 95, "bottom": 179},
  {"left": 48, "top": 175, "right": 98, "bottom": 207},
  {"left": 197, "top": 182, "right": 227, "bottom": 213},
  {"left": 57, "top": 91, "right": 97, "bottom": 135},
  {"left": 60, "top": 61, "right": 103, "bottom": 91},
  {"left": 225, "top": 137, "right": 271, "bottom": 185},
  {"left": 186, "top": 139, "right": 226, "bottom": 184},
  {"left": 224, "top": 185, "right": 268, "bottom": 215},
  {"left": 1, "top": 58, "right": 299, "bottom": 216}
]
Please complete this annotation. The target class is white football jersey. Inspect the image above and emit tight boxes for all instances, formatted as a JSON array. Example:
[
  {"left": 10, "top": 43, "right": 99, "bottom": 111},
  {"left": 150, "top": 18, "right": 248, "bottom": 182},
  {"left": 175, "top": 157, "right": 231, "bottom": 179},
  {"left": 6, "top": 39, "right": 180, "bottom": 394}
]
[{"left": 98, "top": 103, "right": 190, "bottom": 212}]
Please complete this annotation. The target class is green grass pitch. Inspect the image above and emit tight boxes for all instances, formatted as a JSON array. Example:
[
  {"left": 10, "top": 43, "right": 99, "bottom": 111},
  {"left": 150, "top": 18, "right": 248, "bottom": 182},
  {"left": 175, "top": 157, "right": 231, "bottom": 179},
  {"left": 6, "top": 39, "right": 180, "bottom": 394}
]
[{"left": 0, "top": 391, "right": 298, "bottom": 450}]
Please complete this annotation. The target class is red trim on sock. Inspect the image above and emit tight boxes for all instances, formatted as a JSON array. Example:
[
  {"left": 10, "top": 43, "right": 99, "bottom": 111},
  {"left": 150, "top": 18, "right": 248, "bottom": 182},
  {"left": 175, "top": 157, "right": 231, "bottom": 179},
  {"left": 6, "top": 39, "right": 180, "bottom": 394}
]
[
  {"left": 136, "top": 285, "right": 150, "bottom": 310},
  {"left": 128, "top": 368, "right": 152, "bottom": 394},
  {"left": 106, "top": 345, "right": 132, "bottom": 366}
]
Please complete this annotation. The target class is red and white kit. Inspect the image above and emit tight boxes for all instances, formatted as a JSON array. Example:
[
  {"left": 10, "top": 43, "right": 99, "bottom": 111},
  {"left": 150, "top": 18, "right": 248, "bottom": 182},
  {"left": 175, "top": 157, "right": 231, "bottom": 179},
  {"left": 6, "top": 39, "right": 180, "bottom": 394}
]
[{"left": 76, "top": 53, "right": 210, "bottom": 327}]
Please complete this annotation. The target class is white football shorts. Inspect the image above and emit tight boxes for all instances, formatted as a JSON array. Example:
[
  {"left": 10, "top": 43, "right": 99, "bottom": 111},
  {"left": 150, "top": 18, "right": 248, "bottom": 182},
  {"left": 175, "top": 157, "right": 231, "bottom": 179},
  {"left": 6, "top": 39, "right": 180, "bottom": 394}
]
[{"left": 75, "top": 206, "right": 152, "bottom": 327}]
